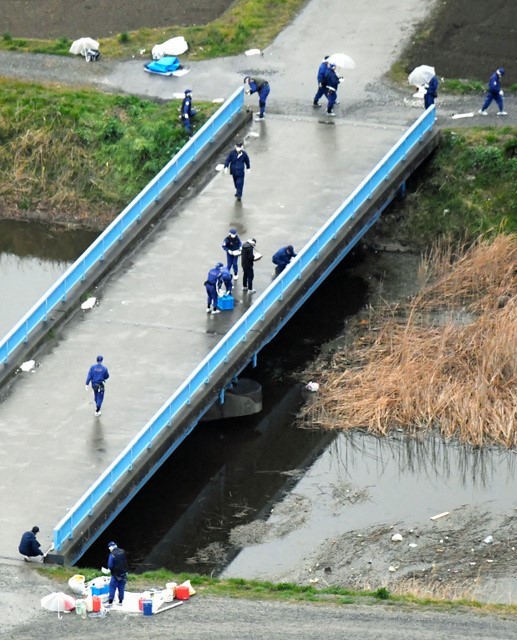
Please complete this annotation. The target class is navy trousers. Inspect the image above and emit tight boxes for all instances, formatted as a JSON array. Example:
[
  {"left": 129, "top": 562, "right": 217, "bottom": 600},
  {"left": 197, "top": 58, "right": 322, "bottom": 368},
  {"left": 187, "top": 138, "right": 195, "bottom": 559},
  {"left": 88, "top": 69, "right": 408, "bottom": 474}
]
[
  {"left": 206, "top": 283, "right": 218, "bottom": 309},
  {"left": 92, "top": 383, "right": 105, "bottom": 412},
  {"left": 232, "top": 174, "right": 245, "bottom": 198},
  {"left": 481, "top": 90, "right": 503, "bottom": 112},
  {"left": 226, "top": 254, "right": 239, "bottom": 275},
  {"left": 109, "top": 575, "right": 127, "bottom": 603}
]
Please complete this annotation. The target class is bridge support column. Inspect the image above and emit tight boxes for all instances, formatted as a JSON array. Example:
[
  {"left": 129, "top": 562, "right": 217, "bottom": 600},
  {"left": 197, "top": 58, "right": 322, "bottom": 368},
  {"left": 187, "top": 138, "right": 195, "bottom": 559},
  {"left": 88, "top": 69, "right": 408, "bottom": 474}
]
[{"left": 202, "top": 378, "right": 262, "bottom": 421}]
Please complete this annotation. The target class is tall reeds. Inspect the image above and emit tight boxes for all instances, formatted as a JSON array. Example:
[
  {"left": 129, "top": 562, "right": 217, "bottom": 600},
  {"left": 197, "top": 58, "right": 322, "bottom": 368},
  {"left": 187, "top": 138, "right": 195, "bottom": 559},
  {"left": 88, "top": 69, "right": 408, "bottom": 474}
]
[{"left": 301, "top": 235, "right": 516, "bottom": 448}]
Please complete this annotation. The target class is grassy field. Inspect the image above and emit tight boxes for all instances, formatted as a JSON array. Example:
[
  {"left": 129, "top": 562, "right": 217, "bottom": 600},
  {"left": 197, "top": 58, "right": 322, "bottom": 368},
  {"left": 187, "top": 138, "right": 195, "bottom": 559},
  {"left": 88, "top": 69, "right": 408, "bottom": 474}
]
[
  {"left": 0, "top": 0, "right": 308, "bottom": 60},
  {"left": 0, "top": 78, "right": 214, "bottom": 227}
]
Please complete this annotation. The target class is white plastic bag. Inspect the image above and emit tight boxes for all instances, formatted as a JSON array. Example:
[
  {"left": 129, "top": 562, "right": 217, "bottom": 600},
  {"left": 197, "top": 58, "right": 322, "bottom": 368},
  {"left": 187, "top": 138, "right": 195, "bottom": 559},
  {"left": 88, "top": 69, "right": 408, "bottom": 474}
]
[{"left": 68, "top": 574, "right": 86, "bottom": 595}]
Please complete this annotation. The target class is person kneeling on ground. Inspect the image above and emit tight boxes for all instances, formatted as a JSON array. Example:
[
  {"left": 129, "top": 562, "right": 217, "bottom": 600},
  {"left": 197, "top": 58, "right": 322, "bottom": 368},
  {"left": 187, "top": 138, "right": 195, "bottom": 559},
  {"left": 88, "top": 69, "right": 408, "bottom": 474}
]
[
  {"left": 272, "top": 245, "right": 297, "bottom": 276},
  {"left": 18, "top": 526, "right": 46, "bottom": 562}
]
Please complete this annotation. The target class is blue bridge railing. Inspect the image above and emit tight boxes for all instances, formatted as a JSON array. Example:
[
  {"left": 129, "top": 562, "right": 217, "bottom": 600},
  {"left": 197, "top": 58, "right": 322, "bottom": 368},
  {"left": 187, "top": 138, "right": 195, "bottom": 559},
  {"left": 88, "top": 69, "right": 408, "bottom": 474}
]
[
  {"left": 0, "top": 87, "right": 244, "bottom": 367},
  {"left": 53, "top": 106, "right": 436, "bottom": 551}
]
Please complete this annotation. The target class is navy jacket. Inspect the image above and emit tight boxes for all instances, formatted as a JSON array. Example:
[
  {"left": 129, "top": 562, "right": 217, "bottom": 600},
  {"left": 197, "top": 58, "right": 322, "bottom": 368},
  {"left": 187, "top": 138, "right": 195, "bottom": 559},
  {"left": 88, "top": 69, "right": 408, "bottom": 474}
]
[
  {"left": 325, "top": 68, "right": 341, "bottom": 92},
  {"left": 19, "top": 531, "right": 42, "bottom": 556},
  {"left": 222, "top": 234, "right": 242, "bottom": 253},
  {"left": 205, "top": 267, "right": 223, "bottom": 287},
  {"left": 426, "top": 75, "right": 439, "bottom": 97},
  {"left": 317, "top": 61, "right": 329, "bottom": 85},
  {"left": 86, "top": 363, "right": 110, "bottom": 387},
  {"left": 108, "top": 547, "right": 129, "bottom": 578},
  {"left": 272, "top": 246, "right": 297, "bottom": 268},
  {"left": 224, "top": 150, "right": 250, "bottom": 176},
  {"left": 181, "top": 94, "right": 193, "bottom": 118},
  {"left": 487, "top": 71, "right": 502, "bottom": 94}
]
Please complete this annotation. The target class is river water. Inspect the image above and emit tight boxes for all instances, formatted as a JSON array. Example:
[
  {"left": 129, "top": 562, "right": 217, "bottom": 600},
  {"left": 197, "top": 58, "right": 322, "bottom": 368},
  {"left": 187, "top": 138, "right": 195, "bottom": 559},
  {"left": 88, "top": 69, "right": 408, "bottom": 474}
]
[{"left": 0, "top": 220, "right": 97, "bottom": 336}]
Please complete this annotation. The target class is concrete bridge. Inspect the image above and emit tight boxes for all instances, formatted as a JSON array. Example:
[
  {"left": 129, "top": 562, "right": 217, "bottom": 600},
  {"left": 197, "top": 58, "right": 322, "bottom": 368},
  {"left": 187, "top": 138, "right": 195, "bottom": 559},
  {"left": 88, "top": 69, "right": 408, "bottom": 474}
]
[
  {"left": 0, "top": 0, "right": 444, "bottom": 565},
  {"left": 0, "top": 97, "right": 438, "bottom": 564}
]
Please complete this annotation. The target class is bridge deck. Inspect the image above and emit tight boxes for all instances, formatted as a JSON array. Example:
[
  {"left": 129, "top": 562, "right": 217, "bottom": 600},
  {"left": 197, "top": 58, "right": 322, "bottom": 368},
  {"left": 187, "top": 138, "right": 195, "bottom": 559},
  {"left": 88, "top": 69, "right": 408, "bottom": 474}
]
[{"left": 0, "top": 115, "right": 411, "bottom": 558}]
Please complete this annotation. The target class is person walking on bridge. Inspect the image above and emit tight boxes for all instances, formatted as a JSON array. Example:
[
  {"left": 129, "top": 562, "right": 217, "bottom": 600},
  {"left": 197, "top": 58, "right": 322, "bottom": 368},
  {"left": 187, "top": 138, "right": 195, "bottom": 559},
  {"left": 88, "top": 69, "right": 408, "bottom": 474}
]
[
  {"left": 224, "top": 142, "right": 250, "bottom": 201},
  {"left": 105, "top": 541, "right": 129, "bottom": 608},
  {"left": 86, "top": 355, "right": 110, "bottom": 417},
  {"left": 272, "top": 245, "right": 297, "bottom": 276},
  {"left": 205, "top": 262, "right": 224, "bottom": 314},
  {"left": 222, "top": 228, "right": 242, "bottom": 277},
  {"left": 244, "top": 75, "right": 270, "bottom": 121},
  {"left": 18, "top": 525, "right": 47, "bottom": 562},
  {"left": 479, "top": 67, "right": 507, "bottom": 116}
]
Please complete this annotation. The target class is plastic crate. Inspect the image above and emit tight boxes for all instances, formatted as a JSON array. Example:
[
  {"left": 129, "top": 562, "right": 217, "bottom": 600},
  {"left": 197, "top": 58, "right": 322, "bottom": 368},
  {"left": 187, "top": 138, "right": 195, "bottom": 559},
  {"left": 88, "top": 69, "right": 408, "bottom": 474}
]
[{"left": 218, "top": 294, "right": 234, "bottom": 310}]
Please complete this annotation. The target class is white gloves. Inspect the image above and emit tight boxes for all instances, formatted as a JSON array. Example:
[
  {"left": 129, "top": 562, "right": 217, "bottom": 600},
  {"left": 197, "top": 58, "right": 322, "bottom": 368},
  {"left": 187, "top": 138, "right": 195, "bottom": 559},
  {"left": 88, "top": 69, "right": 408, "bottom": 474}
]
[
  {"left": 247, "top": 168, "right": 251, "bottom": 174},
  {"left": 245, "top": 90, "right": 250, "bottom": 95},
  {"left": 101, "top": 566, "right": 110, "bottom": 575},
  {"left": 224, "top": 167, "right": 228, "bottom": 174},
  {"left": 499, "top": 90, "right": 504, "bottom": 96},
  {"left": 85, "top": 385, "right": 89, "bottom": 391}
]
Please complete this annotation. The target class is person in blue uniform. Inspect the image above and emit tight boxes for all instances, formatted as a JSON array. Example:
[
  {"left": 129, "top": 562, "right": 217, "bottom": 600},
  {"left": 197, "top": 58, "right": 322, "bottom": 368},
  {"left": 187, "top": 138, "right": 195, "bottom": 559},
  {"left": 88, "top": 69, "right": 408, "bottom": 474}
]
[
  {"left": 272, "top": 245, "right": 297, "bottom": 275},
  {"left": 479, "top": 68, "right": 507, "bottom": 116},
  {"left": 424, "top": 75, "right": 439, "bottom": 109},
  {"left": 313, "top": 56, "right": 330, "bottom": 107},
  {"left": 18, "top": 526, "right": 46, "bottom": 562},
  {"left": 220, "top": 266, "right": 234, "bottom": 295},
  {"left": 224, "top": 142, "right": 250, "bottom": 201},
  {"left": 241, "top": 238, "right": 261, "bottom": 293},
  {"left": 85, "top": 355, "right": 110, "bottom": 417},
  {"left": 222, "top": 228, "right": 242, "bottom": 277},
  {"left": 105, "top": 542, "right": 129, "bottom": 607},
  {"left": 180, "top": 89, "right": 196, "bottom": 134},
  {"left": 244, "top": 76, "right": 270, "bottom": 120},
  {"left": 205, "top": 262, "right": 224, "bottom": 314},
  {"left": 325, "top": 64, "right": 342, "bottom": 116}
]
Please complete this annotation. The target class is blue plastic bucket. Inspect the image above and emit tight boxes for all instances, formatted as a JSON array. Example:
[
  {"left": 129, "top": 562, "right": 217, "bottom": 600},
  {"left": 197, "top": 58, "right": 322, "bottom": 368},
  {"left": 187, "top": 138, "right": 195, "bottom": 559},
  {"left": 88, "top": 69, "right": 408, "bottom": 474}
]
[{"left": 142, "top": 599, "right": 153, "bottom": 616}]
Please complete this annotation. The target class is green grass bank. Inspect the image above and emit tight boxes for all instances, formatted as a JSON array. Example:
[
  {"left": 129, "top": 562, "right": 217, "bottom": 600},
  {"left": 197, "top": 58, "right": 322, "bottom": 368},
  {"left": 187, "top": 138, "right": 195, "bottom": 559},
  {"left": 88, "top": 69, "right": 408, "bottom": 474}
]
[
  {"left": 0, "top": 78, "right": 215, "bottom": 227},
  {"left": 383, "top": 127, "right": 517, "bottom": 246}
]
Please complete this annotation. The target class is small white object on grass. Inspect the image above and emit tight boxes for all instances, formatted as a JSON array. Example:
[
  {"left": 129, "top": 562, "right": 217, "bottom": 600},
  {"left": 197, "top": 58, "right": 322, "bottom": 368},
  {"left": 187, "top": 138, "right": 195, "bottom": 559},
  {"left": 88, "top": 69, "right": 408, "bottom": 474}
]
[
  {"left": 81, "top": 297, "right": 97, "bottom": 310},
  {"left": 245, "top": 49, "right": 262, "bottom": 56},
  {"left": 20, "top": 360, "right": 36, "bottom": 372},
  {"left": 306, "top": 382, "right": 319, "bottom": 392},
  {"left": 212, "top": 98, "right": 225, "bottom": 103},
  {"left": 451, "top": 112, "right": 474, "bottom": 119}
]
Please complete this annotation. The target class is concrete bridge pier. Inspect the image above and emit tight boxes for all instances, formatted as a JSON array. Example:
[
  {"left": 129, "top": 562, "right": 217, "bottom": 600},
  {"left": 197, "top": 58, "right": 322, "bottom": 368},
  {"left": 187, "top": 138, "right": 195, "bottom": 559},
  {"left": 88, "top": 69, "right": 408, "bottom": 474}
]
[{"left": 202, "top": 378, "right": 263, "bottom": 422}]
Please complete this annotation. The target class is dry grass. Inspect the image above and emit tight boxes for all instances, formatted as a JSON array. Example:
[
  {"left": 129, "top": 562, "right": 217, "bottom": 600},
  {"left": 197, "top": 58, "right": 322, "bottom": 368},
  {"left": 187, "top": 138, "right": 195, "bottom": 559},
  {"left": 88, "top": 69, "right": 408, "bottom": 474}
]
[{"left": 301, "top": 235, "right": 517, "bottom": 448}]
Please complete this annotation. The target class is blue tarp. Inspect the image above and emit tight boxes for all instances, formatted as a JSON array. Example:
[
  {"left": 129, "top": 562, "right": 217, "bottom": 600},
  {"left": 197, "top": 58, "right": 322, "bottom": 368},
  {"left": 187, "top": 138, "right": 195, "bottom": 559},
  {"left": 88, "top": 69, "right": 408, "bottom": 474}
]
[{"left": 144, "top": 56, "right": 181, "bottom": 76}]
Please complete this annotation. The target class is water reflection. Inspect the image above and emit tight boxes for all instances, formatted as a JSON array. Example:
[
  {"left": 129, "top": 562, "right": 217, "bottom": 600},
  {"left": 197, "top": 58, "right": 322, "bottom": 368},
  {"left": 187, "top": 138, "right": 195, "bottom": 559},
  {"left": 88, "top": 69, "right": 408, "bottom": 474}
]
[
  {"left": 329, "top": 431, "right": 516, "bottom": 491},
  {"left": 0, "top": 219, "right": 98, "bottom": 336}
]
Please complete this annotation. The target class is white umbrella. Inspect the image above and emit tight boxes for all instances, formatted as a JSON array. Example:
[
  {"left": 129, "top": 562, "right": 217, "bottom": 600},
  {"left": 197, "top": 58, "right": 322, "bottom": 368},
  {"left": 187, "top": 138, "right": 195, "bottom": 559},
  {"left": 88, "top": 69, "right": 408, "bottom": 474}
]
[
  {"left": 408, "top": 65, "right": 435, "bottom": 87},
  {"left": 69, "top": 37, "right": 99, "bottom": 57},
  {"left": 41, "top": 592, "right": 76, "bottom": 618},
  {"left": 327, "top": 53, "right": 356, "bottom": 70}
]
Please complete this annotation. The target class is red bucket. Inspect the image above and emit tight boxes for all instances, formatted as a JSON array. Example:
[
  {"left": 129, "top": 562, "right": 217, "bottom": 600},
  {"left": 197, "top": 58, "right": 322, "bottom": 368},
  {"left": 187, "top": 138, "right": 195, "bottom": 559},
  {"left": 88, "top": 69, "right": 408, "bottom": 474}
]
[{"left": 175, "top": 585, "right": 190, "bottom": 600}]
